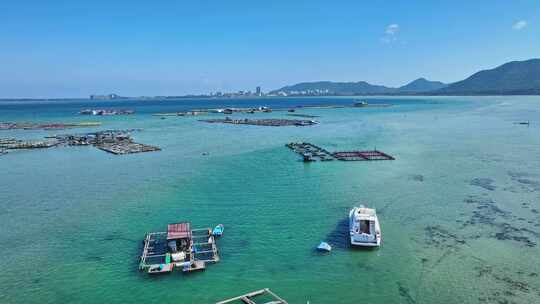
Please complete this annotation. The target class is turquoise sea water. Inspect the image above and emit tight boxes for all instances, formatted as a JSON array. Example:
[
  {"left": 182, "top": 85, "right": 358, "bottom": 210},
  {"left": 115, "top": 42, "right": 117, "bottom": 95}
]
[{"left": 1, "top": 96, "right": 539, "bottom": 303}]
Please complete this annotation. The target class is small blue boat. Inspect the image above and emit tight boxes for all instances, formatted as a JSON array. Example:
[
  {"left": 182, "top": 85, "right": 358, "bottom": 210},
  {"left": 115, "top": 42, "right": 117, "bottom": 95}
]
[
  {"left": 316, "top": 241, "right": 332, "bottom": 252},
  {"left": 212, "top": 224, "right": 224, "bottom": 237}
]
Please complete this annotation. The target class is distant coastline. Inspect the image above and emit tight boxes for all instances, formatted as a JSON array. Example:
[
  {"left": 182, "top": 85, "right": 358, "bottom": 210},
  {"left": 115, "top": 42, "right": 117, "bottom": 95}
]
[
  {"left": 2, "top": 93, "right": 540, "bottom": 102},
  {"left": 2, "top": 58, "right": 540, "bottom": 100}
]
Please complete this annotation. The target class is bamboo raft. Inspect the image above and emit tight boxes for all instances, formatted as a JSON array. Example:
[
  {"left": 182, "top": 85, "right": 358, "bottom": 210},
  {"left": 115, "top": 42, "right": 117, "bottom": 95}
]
[{"left": 216, "top": 288, "right": 288, "bottom": 304}]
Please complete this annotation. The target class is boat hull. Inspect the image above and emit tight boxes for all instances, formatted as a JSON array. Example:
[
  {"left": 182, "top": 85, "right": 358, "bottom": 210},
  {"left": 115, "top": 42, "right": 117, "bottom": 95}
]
[
  {"left": 212, "top": 224, "right": 224, "bottom": 237},
  {"left": 350, "top": 237, "right": 381, "bottom": 247},
  {"left": 316, "top": 242, "right": 332, "bottom": 252},
  {"left": 349, "top": 206, "right": 381, "bottom": 247}
]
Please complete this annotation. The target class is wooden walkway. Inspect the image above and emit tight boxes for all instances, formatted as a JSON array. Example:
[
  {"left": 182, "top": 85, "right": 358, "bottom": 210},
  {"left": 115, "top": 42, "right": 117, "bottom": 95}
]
[{"left": 216, "top": 288, "right": 288, "bottom": 304}]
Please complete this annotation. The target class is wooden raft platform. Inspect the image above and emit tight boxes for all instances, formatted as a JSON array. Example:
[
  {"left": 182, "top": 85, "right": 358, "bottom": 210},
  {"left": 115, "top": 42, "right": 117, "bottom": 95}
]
[
  {"left": 286, "top": 142, "right": 395, "bottom": 162},
  {"left": 139, "top": 224, "right": 220, "bottom": 275},
  {"left": 97, "top": 142, "right": 161, "bottom": 155},
  {"left": 201, "top": 118, "right": 317, "bottom": 127},
  {"left": 286, "top": 142, "right": 334, "bottom": 162},
  {"left": 216, "top": 288, "right": 288, "bottom": 304},
  {"left": 0, "top": 138, "right": 59, "bottom": 149}
]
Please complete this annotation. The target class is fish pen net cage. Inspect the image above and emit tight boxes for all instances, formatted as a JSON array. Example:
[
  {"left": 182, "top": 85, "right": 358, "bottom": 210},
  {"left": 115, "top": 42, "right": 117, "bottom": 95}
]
[{"left": 332, "top": 151, "right": 395, "bottom": 161}]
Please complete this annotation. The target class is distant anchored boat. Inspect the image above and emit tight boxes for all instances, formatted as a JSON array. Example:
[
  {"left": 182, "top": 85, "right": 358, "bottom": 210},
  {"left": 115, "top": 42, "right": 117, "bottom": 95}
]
[
  {"left": 354, "top": 100, "right": 369, "bottom": 107},
  {"left": 79, "top": 109, "right": 134, "bottom": 116},
  {"left": 353, "top": 100, "right": 392, "bottom": 108},
  {"left": 349, "top": 205, "right": 381, "bottom": 247}
]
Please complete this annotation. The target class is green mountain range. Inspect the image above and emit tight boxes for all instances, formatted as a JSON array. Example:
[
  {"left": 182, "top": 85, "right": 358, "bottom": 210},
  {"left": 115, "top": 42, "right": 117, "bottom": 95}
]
[
  {"left": 398, "top": 78, "right": 447, "bottom": 93},
  {"left": 270, "top": 78, "right": 446, "bottom": 95},
  {"left": 271, "top": 58, "right": 540, "bottom": 95},
  {"left": 434, "top": 59, "right": 540, "bottom": 95},
  {"left": 271, "top": 81, "right": 397, "bottom": 95}
]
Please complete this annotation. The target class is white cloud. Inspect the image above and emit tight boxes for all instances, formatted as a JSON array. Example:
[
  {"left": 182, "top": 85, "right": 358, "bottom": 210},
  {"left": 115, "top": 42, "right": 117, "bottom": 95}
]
[
  {"left": 385, "top": 24, "right": 400, "bottom": 35},
  {"left": 380, "top": 24, "right": 400, "bottom": 44},
  {"left": 380, "top": 36, "right": 396, "bottom": 44},
  {"left": 512, "top": 20, "right": 527, "bottom": 30}
]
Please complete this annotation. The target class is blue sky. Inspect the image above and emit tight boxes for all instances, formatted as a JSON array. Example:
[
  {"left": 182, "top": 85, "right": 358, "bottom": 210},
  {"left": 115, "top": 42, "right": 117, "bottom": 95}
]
[{"left": 0, "top": 0, "right": 539, "bottom": 98}]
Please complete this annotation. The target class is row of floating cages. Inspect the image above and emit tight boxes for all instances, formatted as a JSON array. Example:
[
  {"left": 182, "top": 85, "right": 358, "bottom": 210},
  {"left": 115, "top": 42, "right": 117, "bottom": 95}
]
[{"left": 332, "top": 150, "right": 395, "bottom": 161}]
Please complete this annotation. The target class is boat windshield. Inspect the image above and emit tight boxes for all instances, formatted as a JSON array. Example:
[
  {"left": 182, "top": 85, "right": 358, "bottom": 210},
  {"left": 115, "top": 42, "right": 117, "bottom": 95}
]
[{"left": 360, "top": 220, "right": 371, "bottom": 234}]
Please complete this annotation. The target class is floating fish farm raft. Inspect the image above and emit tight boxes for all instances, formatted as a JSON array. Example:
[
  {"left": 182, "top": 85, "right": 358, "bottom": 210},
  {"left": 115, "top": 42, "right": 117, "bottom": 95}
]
[
  {"left": 79, "top": 109, "right": 134, "bottom": 116},
  {"left": 217, "top": 288, "right": 288, "bottom": 304},
  {"left": 0, "top": 138, "right": 59, "bottom": 150},
  {"left": 285, "top": 142, "right": 334, "bottom": 161},
  {"left": 54, "top": 129, "right": 160, "bottom": 155},
  {"left": 153, "top": 111, "right": 206, "bottom": 117},
  {"left": 201, "top": 118, "right": 317, "bottom": 127},
  {"left": 332, "top": 150, "right": 395, "bottom": 161},
  {"left": 0, "top": 121, "right": 101, "bottom": 130},
  {"left": 286, "top": 142, "right": 395, "bottom": 162},
  {"left": 286, "top": 113, "right": 320, "bottom": 118},
  {"left": 139, "top": 222, "right": 220, "bottom": 275},
  {"left": 96, "top": 142, "right": 160, "bottom": 155},
  {"left": 0, "top": 129, "right": 160, "bottom": 155}
]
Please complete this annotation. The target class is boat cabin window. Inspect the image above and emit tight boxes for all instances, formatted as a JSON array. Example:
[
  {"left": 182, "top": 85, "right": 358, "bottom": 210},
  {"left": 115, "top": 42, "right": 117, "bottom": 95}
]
[{"left": 360, "top": 220, "right": 371, "bottom": 234}]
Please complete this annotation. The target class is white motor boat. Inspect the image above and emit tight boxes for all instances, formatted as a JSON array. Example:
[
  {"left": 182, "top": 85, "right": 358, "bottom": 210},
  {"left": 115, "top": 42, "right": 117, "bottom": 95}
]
[{"left": 349, "top": 205, "right": 381, "bottom": 247}]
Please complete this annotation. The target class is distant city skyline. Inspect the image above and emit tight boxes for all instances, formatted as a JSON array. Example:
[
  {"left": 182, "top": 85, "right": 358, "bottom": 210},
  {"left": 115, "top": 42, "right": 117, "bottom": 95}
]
[{"left": 0, "top": 1, "right": 539, "bottom": 98}]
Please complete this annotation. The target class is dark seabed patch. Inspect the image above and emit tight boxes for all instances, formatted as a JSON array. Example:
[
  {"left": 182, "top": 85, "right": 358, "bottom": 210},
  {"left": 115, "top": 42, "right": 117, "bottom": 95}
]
[
  {"left": 102, "top": 231, "right": 138, "bottom": 243},
  {"left": 494, "top": 223, "right": 537, "bottom": 247},
  {"left": 397, "top": 282, "right": 417, "bottom": 304},
  {"left": 463, "top": 197, "right": 511, "bottom": 226},
  {"left": 470, "top": 178, "right": 496, "bottom": 191},
  {"left": 508, "top": 171, "right": 539, "bottom": 179},
  {"left": 424, "top": 225, "right": 466, "bottom": 249},
  {"left": 474, "top": 263, "right": 539, "bottom": 303},
  {"left": 462, "top": 196, "right": 538, "bottom": 247},
  {"left": 86, "top": 255, "right": 104, "bottom": 262},
  {"left": 422, "top": 224, "right": 468, "bottom": 268},
  {"left": 508, "top": 171, "right": 540, "bottom": 193},
  {"left": 409, "top": 174, "right": 424, "bottom": 182},
  {"left": 516, "top": 179, "right": 540, "bottom": 192}
]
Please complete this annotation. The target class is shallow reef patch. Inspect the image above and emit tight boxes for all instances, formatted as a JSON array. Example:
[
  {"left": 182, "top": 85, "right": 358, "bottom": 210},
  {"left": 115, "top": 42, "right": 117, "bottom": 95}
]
[{"left": 470, "top": 178, "right": 496, "bottom": 191}]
